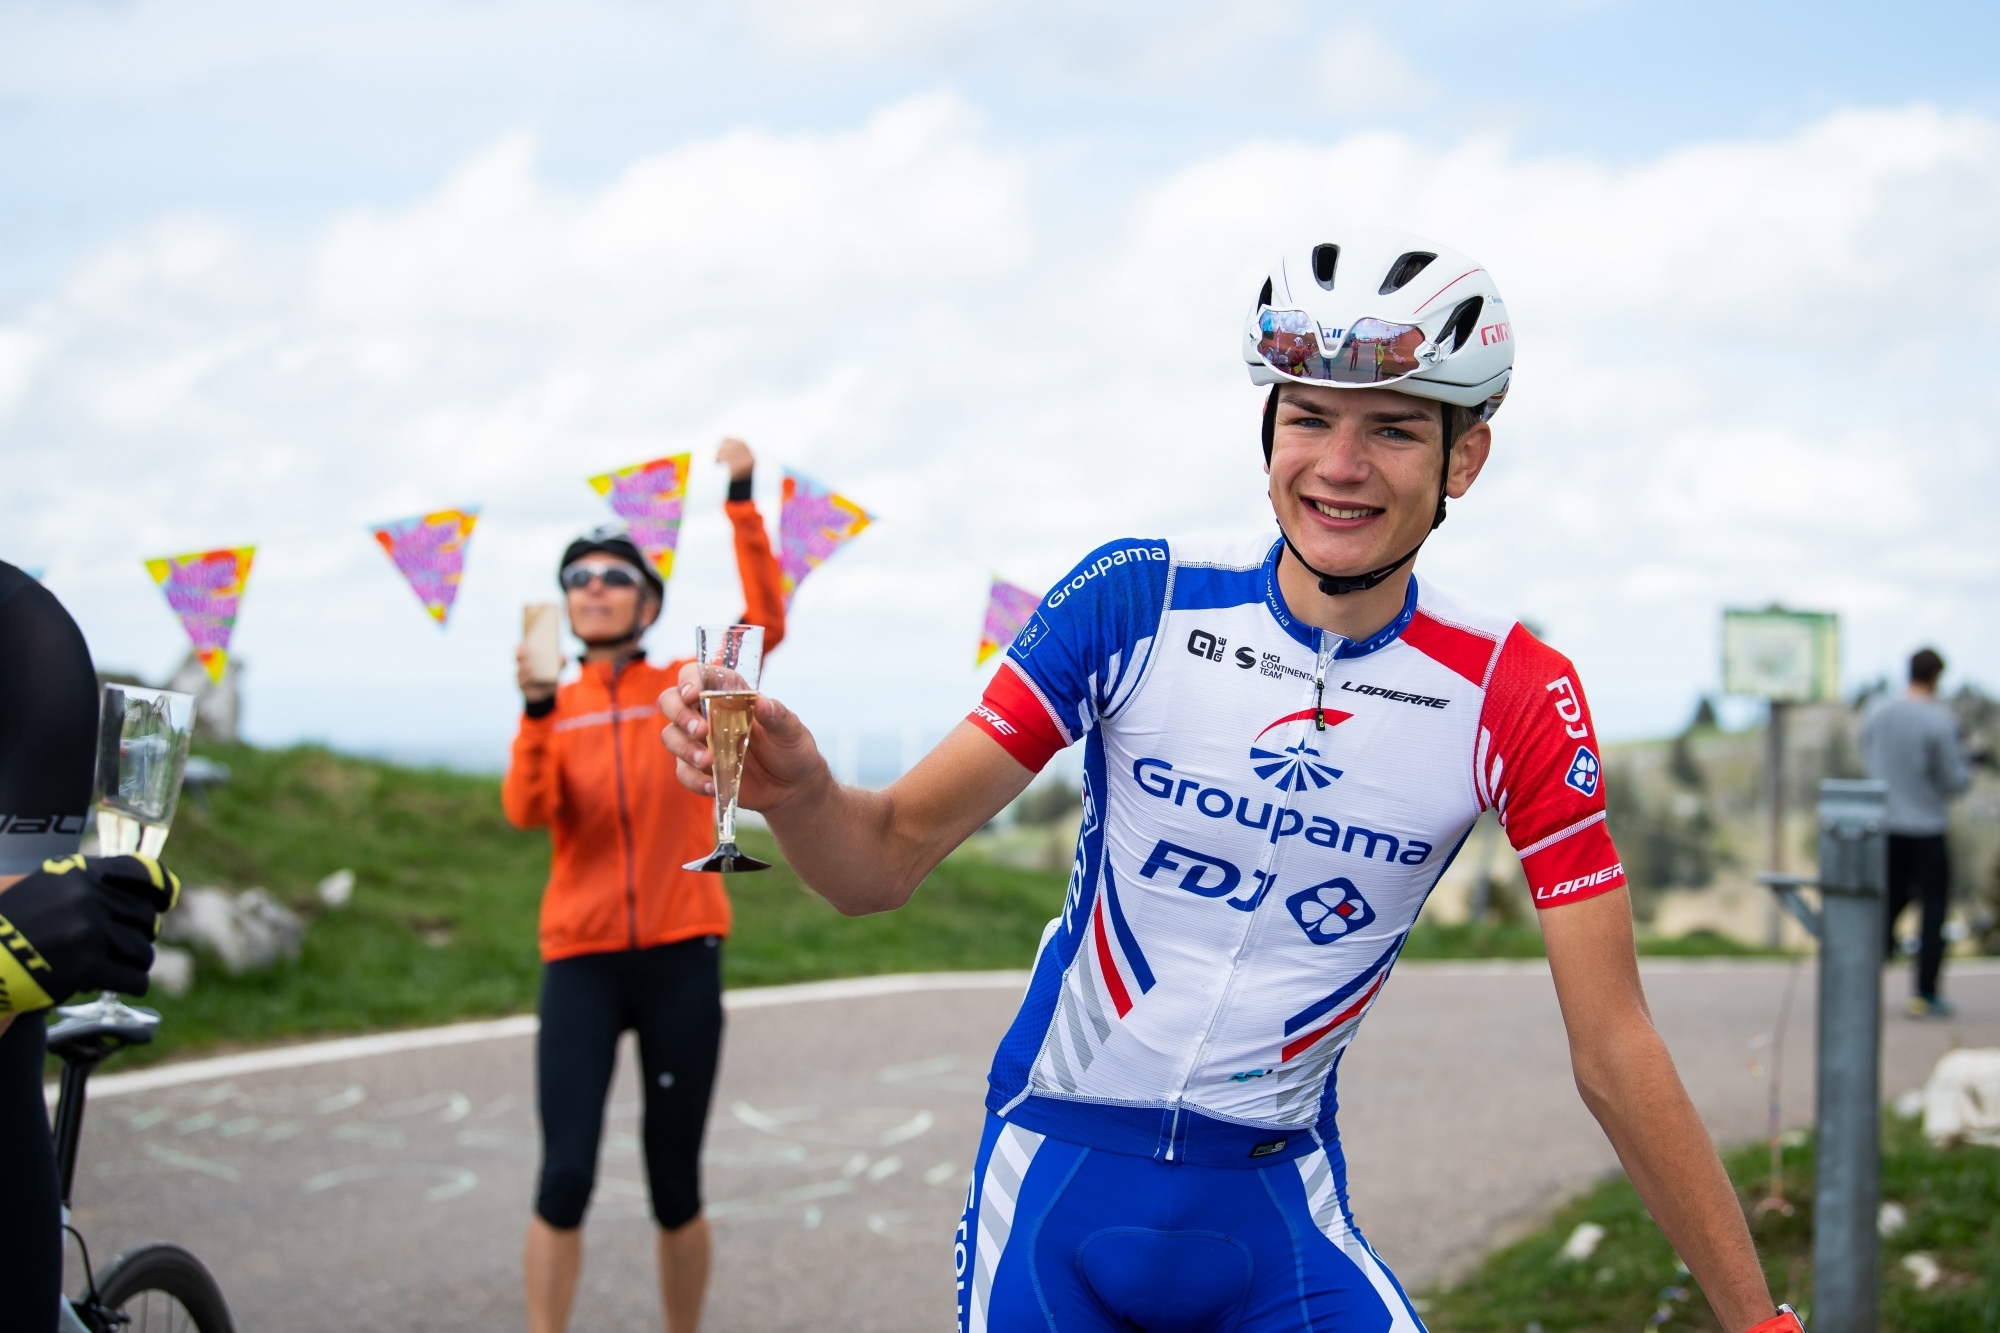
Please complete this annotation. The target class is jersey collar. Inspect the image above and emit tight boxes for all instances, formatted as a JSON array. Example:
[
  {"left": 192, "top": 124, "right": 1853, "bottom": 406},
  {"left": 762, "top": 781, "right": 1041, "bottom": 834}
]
[{"left": 1259, "top": 536, "right": 1419, "bottom": 659}]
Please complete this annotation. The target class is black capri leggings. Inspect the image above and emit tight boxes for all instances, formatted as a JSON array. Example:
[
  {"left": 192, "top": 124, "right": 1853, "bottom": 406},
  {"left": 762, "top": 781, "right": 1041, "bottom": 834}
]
[{"left": 535, "top": 936, "right": 723, "bottom": 1231}]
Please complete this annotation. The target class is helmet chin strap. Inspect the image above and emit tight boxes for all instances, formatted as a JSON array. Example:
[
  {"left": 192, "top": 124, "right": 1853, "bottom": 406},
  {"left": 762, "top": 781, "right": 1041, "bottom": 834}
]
[
  {"left": 1278, "top": 527, "right": 1424, "bottom": 596},
  {"left": 1263, "top": 385, "right": 1455, "bottom": 599}
]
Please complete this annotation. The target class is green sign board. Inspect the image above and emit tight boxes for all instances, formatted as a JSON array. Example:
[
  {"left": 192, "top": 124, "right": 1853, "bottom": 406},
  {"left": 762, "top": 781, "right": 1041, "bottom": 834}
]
[{"left": 1722, "top": 608, "right": 1840, "bottom": 703}]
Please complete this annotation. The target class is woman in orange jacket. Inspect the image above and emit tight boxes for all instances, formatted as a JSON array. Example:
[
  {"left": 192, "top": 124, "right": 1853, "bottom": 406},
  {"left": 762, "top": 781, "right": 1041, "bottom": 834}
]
[{"left": 504, "top": 438, "right": 783, "bottom": 1333}]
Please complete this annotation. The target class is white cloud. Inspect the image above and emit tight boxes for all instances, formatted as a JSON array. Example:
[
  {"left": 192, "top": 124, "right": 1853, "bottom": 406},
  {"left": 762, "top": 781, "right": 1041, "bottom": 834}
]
[
  {"left": 1313, "top": 24, "right": 1438, "bottom": 106},
  {"left": 742, "top": 0, "right": 995, "bottom": 59},
  {"left": 5, "top": 95, "right": 1999, "bottom": 763}
]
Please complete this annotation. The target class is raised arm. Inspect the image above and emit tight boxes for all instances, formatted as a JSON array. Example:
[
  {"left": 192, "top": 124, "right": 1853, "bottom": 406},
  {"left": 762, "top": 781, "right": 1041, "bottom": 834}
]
[
  {"left": 659, "top": 668, "right": 1033, "bottom": 913},
  {"left": 717, "top": 437, "right": 787, "bottom": 651}
]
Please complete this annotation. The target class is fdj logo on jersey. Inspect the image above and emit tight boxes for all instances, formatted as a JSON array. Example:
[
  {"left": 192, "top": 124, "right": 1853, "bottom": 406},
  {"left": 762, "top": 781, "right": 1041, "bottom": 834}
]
[
  {"left": 1285, "top": 877, "right": 1376, "bottom": 945},
  {"left": 1247, "top": 709, "right": 1350, "bottom": 791},
  {"left": 1564, "top": 746, "right": 1600, "bottom": 797}
]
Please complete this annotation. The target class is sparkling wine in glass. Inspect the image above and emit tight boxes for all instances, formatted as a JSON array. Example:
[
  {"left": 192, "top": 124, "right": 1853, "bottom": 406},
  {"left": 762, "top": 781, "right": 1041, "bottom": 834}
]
[
  {"left": 683, "top": 624, "right": 770, "bottom": 874},
  {"left": 91, "top": 685, "right": 197, "bottom": 858}
]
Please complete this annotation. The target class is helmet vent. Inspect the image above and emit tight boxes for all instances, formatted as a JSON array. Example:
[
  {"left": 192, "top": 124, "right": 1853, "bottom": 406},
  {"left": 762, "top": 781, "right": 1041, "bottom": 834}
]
[
  {"left": 1258, "top": 277, "right": 1273, "bottom": 308},
  {"left": 1379, "top": 251, "right": 1436, "bottom": 295},
  {"left": 1443, "top": 296, "right": 1484, "bottom": 353},
  {"left": 1311, "top": 244, "right": 1339, "bottom": 289}
]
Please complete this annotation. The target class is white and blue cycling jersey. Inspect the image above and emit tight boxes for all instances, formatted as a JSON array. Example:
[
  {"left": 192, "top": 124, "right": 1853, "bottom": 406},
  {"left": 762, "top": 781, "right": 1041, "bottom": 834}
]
[{"left": 957, "top": 532, "right": 1625, "bottom": 1332}]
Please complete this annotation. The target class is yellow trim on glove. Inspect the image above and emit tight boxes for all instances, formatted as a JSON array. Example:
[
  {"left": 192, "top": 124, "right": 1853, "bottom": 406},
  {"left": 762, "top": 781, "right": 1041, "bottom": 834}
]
[
  {"left": 138, "top": 855, "right": 183, "bottom": 913},
  {"left": 0, "top": 913, "right": 56, "bottom": 1014}
]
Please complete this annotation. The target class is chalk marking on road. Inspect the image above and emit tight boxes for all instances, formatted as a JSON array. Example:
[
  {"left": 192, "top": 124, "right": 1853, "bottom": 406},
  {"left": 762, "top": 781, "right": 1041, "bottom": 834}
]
[
  {"left": 67, "top": 971, "right": 1033, "bottom": 1101},
  {"left": 142, "top": 1142, "right": 241, "bottom": 1182},
  {"left": 300, "top": 1163, "right": 479, "bottom": 1202}
]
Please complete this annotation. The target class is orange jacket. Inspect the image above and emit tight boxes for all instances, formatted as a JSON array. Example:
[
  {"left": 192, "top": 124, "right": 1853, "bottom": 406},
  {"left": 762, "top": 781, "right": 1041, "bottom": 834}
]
[{"left": 503, "top": 499, "right": 786, "bottom": 962}]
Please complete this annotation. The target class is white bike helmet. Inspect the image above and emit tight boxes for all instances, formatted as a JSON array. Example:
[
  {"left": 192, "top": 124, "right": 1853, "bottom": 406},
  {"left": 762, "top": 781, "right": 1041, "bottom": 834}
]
[
  {"left": 1243, "top": 227, "right": 1512, "bottom": 414},
  {"left": 1244, "top": 228, "right": 1514, "bottom": 596}
]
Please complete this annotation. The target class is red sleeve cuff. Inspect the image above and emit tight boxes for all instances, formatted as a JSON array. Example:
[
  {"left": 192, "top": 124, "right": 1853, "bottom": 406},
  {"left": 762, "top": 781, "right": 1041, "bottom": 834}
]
[
  {"left": 1521, "top": 815, "right": 1627, "bottom": 909},
  {"left": 968, "top": 663, "right": 1068, "bottom": 772}
]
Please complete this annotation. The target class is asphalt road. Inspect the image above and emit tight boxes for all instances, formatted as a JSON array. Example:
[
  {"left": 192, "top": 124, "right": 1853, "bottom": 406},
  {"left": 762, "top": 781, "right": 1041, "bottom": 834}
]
[{"left": 62, "top": 960, "right": 2000, "bottom": 1331}]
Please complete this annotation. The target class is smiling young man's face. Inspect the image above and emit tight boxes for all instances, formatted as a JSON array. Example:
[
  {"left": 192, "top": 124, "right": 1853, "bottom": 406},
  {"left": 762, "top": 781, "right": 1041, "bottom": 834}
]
[{"left": 1265, "top": 382, "right": 1491, "bottom": 582}]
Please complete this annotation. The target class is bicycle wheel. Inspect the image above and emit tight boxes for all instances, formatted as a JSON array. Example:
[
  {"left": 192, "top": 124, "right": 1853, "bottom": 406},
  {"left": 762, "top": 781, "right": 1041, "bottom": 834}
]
[{"left": 88, "top": 1243, "right": 234, "bottom": 1333}]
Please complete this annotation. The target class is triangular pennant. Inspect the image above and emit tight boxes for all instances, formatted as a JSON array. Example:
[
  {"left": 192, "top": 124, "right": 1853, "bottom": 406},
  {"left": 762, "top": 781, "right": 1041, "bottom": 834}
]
[
  {"left": 144, "top": 546, "right": 256, "bottom": 682},
  {"left": 778, "top": 468, "right": 874, "bottom": 607},
  {"left": 977, "top": 577, "right": 1043, "bottom": 666},
  {"left": 371, "top": 507, "right": 481, "bottom": 626},
  {"left": 587, "top": 454, "right": 692, "bottom": 586}
]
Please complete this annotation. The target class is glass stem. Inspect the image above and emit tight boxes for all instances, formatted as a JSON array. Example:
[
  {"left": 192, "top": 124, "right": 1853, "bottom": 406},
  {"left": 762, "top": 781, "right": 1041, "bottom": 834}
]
[{"left": 716, "top": 796, "right": 738, "bottom": 849}]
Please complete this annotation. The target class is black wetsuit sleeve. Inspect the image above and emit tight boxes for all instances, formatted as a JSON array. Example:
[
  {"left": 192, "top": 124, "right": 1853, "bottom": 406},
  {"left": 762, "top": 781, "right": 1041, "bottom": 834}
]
[{"left": 0, "top": 563, "right": 97, "bottom": 874}]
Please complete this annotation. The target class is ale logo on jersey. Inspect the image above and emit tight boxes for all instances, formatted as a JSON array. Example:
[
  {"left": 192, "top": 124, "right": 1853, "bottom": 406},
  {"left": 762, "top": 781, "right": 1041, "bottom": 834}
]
[
  {"left": 1285, "top": 876, "right": 1375, "bottom": 945},
  {"left": 1564, "top": 746, "right": 1600, "bottom": 798},
  {"left": 1248, "top": 709, "right": 1349, "bottom": 791}
]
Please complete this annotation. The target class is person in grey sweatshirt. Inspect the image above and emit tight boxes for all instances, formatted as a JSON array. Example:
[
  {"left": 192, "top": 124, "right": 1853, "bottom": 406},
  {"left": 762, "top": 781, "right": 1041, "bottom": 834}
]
[{"left": 1860, "top": 647, "right": 1974, "bottom": 1017}]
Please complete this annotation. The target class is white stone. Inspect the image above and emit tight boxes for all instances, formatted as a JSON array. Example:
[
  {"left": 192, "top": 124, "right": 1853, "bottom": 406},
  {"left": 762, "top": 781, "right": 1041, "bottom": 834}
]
[
  {"left": 1920, "top": 1048, "right": 2000, "bottom": 1148},
  {"left": 149, "top": 945, "right": 195, "bottom": 997},
  {"left": 1558, "top": 1222, "right": 1605, "bottom": 1261},
  {"left": 1901, "top": 1253, "right": 1942, "bottom": 1291},
  {"left": 162, "top": 886, "right": 306, "bottom": 975},
  {"left": 318, "top": 869, "right": 355, "bottom": 908}
]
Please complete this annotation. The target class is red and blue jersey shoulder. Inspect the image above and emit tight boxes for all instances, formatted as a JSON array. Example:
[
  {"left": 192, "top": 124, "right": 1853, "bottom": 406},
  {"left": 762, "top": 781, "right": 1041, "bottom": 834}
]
[
  {"left": 1467, "top": 618, "right": 1625, "bottom": 909},
  {"left": 972, "top": 537, "right": 1176, "bottom": 772}
]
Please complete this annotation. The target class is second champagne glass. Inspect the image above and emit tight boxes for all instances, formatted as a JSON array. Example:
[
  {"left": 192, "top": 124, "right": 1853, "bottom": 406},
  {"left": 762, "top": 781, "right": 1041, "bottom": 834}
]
[{"left": 683, "top": 624, "right": 771, "bottom": 873}]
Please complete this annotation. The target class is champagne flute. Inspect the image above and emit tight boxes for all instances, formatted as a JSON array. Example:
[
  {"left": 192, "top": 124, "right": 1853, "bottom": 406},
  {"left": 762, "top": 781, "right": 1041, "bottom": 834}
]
[
  {"left": 91, "top": 685, "right": 197, "bottom": 858},
  {"left": 683, "top": 625, "right": 771, "bottom": 874}
]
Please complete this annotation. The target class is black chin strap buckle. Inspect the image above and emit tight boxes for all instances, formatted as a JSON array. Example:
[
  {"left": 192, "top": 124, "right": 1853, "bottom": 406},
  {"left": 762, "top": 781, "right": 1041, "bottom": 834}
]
[{"left": 1286, "top": 531, "right": 1421, "bottom": 598}]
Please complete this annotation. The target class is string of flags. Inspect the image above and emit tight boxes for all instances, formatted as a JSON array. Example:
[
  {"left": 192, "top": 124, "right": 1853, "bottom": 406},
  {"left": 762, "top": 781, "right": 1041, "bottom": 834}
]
[{"left": 126, "top": 460, "right": 1048, "bottom": 676}]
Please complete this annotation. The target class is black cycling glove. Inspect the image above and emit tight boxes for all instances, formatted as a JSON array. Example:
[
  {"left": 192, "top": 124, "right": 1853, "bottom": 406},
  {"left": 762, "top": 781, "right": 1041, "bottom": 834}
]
[{"left": 0, "top": 855, "right": 181, "bottom": 1013}]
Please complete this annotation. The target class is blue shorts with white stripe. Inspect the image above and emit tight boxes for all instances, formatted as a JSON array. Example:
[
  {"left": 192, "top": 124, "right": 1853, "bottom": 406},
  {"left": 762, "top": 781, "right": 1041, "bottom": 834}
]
[{"left": 954, "top": 1113, "right": 1427, "bottom": 1333}]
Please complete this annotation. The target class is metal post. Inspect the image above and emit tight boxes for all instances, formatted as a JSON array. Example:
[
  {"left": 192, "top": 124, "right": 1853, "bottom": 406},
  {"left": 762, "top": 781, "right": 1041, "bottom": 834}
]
[
  {"left": 1812, "top": 779, "right": 1887, "bottom": 1333},
  {"left": 1764, "top": 700, "right": 1789, "bottom": 948}
]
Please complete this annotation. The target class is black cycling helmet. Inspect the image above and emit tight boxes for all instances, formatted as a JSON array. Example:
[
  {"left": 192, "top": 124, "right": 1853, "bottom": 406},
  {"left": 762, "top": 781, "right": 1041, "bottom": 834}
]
[{"left": 559, "top": 523, "right": 665, "bottom": 602}]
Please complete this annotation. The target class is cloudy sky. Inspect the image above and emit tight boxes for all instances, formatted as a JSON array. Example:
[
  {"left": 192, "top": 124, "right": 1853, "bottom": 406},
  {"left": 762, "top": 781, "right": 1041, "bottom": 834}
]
[{"left": 5, "top": 0, "right": 1998, "bottom": 770}]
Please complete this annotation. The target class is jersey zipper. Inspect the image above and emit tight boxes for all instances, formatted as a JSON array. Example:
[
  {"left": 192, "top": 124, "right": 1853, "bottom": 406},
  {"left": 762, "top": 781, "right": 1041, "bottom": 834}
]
[
  {"left": 1165, "top": 634, "right": 1339, "bottom": 1157},
  {"left": 608, "top": 664, "right": 640, "bottom": 952},
  {"left": 1313, "top": 630, "right": 1337, "bottom": 730}
]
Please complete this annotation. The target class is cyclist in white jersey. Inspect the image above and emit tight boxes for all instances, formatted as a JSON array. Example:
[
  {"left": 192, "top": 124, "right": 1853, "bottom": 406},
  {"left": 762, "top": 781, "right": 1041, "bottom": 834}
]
[{"left": 659, "top": 229, "right": 1803, "bottom": 1333}]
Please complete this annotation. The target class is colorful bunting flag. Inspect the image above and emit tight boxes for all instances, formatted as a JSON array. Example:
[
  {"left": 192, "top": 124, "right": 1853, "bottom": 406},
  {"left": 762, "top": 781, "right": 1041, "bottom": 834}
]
[
  {"left": 587, "top": 454, "right": 692, "bottom": 586},
  {"left": 778, "top": 469, "right": 874, "bottom": 607},
  {"left": 371, "top": 507, "right": 481, "bottom": 626},
  {"left": 144, "top": 546, "right": 256, "bottom": 682},
  {"left": 977, "top": 578, "right": 1043, "bottom": 666}
]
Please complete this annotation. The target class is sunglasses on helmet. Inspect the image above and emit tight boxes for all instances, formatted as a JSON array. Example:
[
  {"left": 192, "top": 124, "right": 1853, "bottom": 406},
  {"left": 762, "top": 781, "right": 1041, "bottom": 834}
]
[
  {"left": 1255, "top": 308, "right": 1447, "bottom": 387},
  {"left": 561, "top": 561, "right": 644, "bottom": 591}
]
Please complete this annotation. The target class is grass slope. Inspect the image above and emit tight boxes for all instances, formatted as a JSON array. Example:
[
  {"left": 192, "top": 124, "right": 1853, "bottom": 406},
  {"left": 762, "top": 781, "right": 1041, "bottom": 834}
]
[
  {"left": 125, "top": 742, "right": 1066, "bottom": 1065},
  {"left": 1421, "top": 1116, "right": 2000, "bottom": 1332}
]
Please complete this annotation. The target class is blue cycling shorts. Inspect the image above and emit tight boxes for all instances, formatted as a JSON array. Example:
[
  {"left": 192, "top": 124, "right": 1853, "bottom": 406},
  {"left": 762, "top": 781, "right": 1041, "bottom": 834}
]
[{"left": 954, "top": 1113, "right": 1426, "bottom": 1333}]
